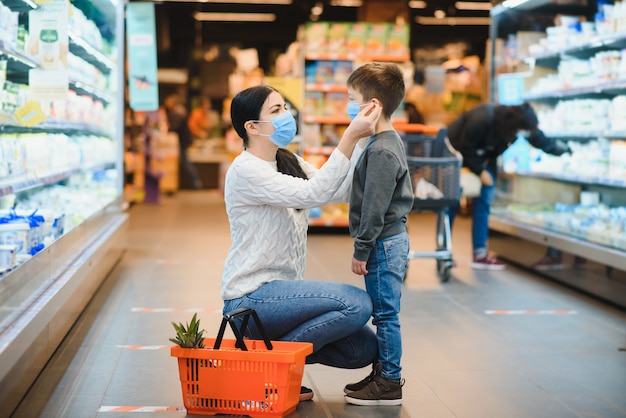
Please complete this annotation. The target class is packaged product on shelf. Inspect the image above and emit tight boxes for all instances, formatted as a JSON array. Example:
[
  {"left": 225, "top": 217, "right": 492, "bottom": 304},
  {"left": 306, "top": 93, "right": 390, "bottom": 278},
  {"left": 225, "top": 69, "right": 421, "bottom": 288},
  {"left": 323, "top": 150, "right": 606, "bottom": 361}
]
[
  {"left": 314, "top": 61, "right": 334, "bottom": 84},
  {"left": 333, "top": 61, "right": 352, "bottom": 84},
  {"left": 608, "top": 140, "right": 626, "bottom": 178},
  {"left": 304, "top": 22, "right": 328, "bottom": 55},
  {"left": 305, "top": 61, "right": 318, "bottom": 84},
  {"left": 0, "top": 244, "right": 17, "bottom": 271},
  {"left": 385, "top": 24, "right": 409, "bottom": 57},
  {"left": 304, "top": 91, "right": 324, "bottom": 116},
  {"left": 327, "top": 22, "right": 349, "bottom": 55},
  {"left": 346, "top": 23, "right": 368, "bottom": 56},
  {"left": 365, "top": 23, "right": 389, "bottom": 57},
  {"left": 324, "top": 92, "right": 347, "bottom": 116}
]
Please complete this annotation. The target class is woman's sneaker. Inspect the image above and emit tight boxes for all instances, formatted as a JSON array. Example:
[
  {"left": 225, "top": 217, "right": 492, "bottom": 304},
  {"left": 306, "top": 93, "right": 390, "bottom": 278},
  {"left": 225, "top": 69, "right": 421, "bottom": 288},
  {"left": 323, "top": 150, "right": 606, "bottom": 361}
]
[
  {"left": 344, "top": 363, "right": 381, "bottom": 394},
  {"left": 344, "top": 375, "right": 404, "bottom": 406},
  {"left": 471, "top": 254, "right": 506, "bottom": 270}
]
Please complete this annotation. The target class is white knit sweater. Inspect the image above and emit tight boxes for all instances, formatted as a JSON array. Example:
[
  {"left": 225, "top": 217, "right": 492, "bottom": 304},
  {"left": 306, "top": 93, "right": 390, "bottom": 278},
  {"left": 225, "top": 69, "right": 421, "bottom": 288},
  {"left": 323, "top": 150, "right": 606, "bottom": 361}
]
[{"left": 221, "top": 147, "right": 362, "bottom": 300}]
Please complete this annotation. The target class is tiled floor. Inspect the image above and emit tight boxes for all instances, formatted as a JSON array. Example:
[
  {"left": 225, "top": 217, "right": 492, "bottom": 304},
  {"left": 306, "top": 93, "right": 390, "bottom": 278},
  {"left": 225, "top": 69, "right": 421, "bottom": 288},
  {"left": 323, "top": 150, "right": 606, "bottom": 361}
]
[{"left": 10, "top": 191, "right": 626, "bottom": 418}]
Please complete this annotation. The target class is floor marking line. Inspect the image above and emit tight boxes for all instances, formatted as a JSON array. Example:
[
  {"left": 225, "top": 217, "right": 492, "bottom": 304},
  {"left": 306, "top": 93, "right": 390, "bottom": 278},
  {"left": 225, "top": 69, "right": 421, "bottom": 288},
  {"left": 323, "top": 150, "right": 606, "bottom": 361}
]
[
  {"left": 116, "top": 345, "right": 170, "bottom": 350},
  {"left": 99, "top": 406, "right": 185, "bottom": 412},
  {"left": 485, "top": 310, "right": 578, "bottom": 315}
]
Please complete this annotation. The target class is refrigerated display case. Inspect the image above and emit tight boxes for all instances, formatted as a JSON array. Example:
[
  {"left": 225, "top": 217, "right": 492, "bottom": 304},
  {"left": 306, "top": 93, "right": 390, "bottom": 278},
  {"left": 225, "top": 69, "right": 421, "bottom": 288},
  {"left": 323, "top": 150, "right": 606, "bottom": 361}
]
[
  {"left": 488, "top": 0, "right": 626, "bottom": 307},
  {"left": 0, "top": 0, "right": 127, "bottom": 412}
]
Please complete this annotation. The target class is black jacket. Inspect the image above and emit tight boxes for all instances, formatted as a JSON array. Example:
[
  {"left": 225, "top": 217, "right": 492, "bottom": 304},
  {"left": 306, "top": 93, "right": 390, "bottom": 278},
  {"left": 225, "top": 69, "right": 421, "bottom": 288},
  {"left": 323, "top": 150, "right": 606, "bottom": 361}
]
[{"left": 447, "top": 103, "right": 568, "bottom": 175}]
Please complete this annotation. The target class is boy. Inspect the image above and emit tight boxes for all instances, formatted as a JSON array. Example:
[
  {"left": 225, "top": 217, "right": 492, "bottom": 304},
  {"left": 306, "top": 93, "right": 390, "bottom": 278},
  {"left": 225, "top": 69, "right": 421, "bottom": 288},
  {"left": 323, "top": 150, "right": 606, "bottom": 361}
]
[{"left": 344, "top": 62, "right": 414, "bottom": 406}]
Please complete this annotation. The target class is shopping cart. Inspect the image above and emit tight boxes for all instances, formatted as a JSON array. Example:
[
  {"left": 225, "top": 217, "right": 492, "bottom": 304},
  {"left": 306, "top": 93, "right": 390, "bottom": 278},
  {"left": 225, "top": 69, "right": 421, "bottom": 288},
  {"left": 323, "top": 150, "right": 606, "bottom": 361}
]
[{"left": 402, "top": 127, "right": 462, "bottom": 282}]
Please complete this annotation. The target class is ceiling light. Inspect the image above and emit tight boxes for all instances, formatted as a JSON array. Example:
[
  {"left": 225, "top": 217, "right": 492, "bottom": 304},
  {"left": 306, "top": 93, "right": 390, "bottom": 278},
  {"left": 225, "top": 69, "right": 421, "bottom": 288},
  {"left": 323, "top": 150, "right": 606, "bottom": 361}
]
[
  {"left": 416, "top": 16, "right": 491, "bottom": 25},
  {"left": 455, "top": 1, "right": 492, "bottom": 10},
  {"left": 408, "top": 0, "right": 427, "bottom": 8},
  {"left": 311, "top": 2, "right": 323, "bottom": 15},
  {"left": 330, "top": 0, "right": 362, "bottom": 6},
  {"left": 193, "top": 12, "right": 276, "bottom": 21},
  {"left": 434, "top": 9, "right": 446, "bottom": 19}
]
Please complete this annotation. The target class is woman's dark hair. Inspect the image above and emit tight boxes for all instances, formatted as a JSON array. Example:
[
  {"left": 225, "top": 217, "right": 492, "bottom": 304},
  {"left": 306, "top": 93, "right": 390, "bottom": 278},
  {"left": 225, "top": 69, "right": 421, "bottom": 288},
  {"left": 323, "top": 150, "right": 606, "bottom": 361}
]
[
  {"left": 493, "top": 102, "right": 539, "bottom": 144},
  {"left": 230, "top": 85, "right": 308, "bottom": 180}
]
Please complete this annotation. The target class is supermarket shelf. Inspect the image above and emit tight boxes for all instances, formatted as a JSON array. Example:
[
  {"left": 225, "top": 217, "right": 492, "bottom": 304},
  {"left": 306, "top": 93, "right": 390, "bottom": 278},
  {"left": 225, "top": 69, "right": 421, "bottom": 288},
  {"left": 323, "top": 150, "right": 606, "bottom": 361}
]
[
  {"left": 308, "top": 218, "right": 349, "bottom": 228},
  {"left": 491, "top": 0, "right": 587, "bottom": 15},
  {"left": 489, "top": 215, "right": 626, "bottom": 271},
  {"left": 512, "top": 170, "right": 626, "bottom": 188},
  {"left": 524, "top": 79, "right": 626, "bottom": 101},
  {"left": 303, "top": 116, "right": 410, "bottom": 125},
  {"left": 305, "top": 84, "right": 348, "bottom": 93},
  {"left": 70, "top": 80, "right": 113, "bottom": 104},
  {"left": 0, "top": 42, "right": 39, "bottom": 74},
  {"left": 2, "top": 0, "right": 37, "bottom": 11},
  {"left": 543, "top": 130, "right": 626, "bottom": 139},
  {"left": 0, "top": 163, "right": 116, "bottom": 197},
  {"left": 305, "top": 53, "right": 410, "bottom": 62},
  {"left": 0, "top": 119, "right": 113, "bottom": 138},
  {"left": 68, "top": 31, "right": 115, "bottom": 74},
  {"left": 526, "top": 33, "right": 626, "bottom": 67}
]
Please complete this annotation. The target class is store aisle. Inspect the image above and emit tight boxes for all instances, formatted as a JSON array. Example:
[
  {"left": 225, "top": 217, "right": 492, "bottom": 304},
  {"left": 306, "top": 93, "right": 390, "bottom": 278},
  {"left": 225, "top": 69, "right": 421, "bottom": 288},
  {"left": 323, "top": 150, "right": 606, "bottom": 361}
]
[{"left": 10, "top": 191, "right": 626, "bottom": 418}]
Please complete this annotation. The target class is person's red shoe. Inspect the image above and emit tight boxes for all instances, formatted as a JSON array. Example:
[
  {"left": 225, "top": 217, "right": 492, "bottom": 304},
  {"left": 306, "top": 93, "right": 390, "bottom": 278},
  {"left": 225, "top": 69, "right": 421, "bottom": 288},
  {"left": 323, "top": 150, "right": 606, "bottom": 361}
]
[
  {"left": 471, "top": 254, "right": 506, "bottom": 270},
  {"left": 532, "top": 254, "right": 564, "bottom": 271}
]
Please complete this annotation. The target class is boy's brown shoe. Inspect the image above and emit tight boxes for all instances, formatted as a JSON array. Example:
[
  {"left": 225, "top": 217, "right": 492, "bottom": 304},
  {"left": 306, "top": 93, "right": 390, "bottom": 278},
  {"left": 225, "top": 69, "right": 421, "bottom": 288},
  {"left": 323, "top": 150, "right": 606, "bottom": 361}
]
[{"left": 344, "top": 375, "right": 404, "bottom": 406}]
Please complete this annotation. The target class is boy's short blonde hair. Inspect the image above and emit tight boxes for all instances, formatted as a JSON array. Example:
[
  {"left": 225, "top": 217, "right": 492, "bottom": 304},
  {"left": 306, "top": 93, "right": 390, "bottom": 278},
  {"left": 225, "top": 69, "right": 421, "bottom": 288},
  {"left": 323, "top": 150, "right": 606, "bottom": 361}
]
[{"left": 347, "top": 62, "right": 405, "bottom": 120}]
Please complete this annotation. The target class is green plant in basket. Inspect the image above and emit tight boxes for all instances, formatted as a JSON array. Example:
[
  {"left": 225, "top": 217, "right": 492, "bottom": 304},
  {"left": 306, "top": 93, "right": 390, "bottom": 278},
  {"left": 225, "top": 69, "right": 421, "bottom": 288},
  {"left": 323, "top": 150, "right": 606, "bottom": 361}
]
[{"left": 169, "top": 313, "right": 206, "bottom": 348}]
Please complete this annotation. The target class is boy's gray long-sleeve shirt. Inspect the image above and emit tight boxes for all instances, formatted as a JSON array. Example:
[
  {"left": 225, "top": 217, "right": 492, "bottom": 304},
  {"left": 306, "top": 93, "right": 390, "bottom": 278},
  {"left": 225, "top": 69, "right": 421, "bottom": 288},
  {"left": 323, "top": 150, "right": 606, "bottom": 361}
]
[{"left": 349, "top": 130, "right": 414, "bottom": 262}]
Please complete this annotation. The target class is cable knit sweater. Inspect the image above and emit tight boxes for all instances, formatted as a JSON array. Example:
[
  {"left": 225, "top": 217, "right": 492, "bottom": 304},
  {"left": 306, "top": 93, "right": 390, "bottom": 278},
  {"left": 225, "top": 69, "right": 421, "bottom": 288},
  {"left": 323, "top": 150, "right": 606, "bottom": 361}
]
[{"left": 221, "top": 147, "right": 362, "bottom": 300}]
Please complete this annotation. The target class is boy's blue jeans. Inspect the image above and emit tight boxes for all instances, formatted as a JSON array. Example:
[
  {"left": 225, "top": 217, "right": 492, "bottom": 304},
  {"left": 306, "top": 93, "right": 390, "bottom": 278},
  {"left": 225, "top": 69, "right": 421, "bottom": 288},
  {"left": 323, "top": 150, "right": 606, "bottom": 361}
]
[
  {"left": 223, "top": 279, "right": 378, "bottom": 369},
  {"left": 364, "top": 231, "right": 409, "bottom": 381}
]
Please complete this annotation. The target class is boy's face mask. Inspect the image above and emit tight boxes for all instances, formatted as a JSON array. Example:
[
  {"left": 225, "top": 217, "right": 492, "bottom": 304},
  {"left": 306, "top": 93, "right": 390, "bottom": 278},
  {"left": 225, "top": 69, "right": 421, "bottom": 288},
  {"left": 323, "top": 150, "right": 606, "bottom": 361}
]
[
  {"left": 252, "top": 111, "right": 297, "bottom": 147},
  {"left": 347, "top": 102, "right": 368, "bottom": 121}
]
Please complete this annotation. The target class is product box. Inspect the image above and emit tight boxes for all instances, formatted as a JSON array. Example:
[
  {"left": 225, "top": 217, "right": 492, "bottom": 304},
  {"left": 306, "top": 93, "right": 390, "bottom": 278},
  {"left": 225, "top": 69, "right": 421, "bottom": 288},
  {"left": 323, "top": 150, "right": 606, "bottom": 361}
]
[
  {"left": 314, "top": 60, "right": 335, "bottom": 84},
  {"left": 304, "top": 22, "right": 328, "bottom": 55},
  {"left": 304, "top": 91, "right": 324, "bottom": 116},
  {"left": 305, "top": 61, "right": 318, "bottom": 84},
  {"left": 327, "top": 22, "right": 350, "bottom": 55},
  {"left": 365, "top": 23, "right": 389, "bottom": 57},
  {"left": 345, "top": 22, "right": 368, "bottom": 56},
  {"left": 324, "top": 92, "right": 347, "bottom": 116},
  {"left": 608, "top": 140, "right": 626, "bottom": 179},
  {"left": 333, "top": 60, "right": 352, "bottom": 85},
  {"left": 385, "top": 23, "right": 409, "bottom": 57}
]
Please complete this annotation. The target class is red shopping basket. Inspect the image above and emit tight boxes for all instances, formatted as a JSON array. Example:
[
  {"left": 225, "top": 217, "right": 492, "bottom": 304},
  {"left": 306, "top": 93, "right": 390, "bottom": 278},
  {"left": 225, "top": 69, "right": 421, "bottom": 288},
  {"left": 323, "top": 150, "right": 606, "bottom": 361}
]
[{"left": 170, "top": 308, "right": 313, "bottom": 417}]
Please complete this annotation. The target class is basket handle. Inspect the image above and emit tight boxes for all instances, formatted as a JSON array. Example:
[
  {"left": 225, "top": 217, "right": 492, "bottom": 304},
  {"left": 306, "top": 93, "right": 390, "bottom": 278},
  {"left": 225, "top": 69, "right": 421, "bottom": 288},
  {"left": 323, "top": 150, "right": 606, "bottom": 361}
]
[{"left": 213, "top": 307, "right": 273, "bottom": 351}]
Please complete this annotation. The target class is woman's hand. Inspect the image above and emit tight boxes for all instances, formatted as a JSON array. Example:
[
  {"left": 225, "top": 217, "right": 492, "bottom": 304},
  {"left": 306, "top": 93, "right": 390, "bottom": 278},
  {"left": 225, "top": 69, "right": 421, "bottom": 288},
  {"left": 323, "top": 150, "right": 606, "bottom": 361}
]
[
  {"left": 343, "top": 103, "right": 381, "bottom": 142},
  {"left": 352, "top": 257, "right": 368, "bottom": 275},
  {"left": 336, "top": 103, "right": 381, "bottom": 158},
  {"left": 480, "top": 169, "right": 494, "bottom": 186}
]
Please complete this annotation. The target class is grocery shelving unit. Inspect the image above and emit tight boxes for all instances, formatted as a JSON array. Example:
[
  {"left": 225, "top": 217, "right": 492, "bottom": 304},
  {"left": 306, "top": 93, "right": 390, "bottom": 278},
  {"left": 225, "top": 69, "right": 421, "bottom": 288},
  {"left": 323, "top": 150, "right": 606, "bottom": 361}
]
[
  {"left": 488, "top": 0, "right": 626, "bottom": 307},
  {"left": 0, "top": 0, "right": 127, "bottom": 412},
  {"left": 301, "top": 21, "right": 411, "bottom": 227}
]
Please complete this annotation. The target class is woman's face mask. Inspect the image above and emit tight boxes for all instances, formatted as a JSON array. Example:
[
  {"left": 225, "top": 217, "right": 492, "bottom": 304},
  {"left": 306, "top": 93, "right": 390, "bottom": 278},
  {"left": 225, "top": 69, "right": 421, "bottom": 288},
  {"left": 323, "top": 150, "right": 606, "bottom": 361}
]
[
  {"left": 347, "top": 102, "right": 368, "bottom": 121},
  {"left": 252, "top": 111, "right": 297, "bottom": 147}
]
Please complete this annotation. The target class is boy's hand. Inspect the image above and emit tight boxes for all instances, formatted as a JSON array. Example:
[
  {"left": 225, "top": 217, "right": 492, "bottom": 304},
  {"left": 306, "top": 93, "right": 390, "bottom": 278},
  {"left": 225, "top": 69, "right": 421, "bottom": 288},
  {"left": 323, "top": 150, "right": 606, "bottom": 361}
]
[
  {"left": 351, "top": 257, "right": 368, "bottom": 275},
  {"left": 344, "top": 103, "right": 380, "bottom": 140}
]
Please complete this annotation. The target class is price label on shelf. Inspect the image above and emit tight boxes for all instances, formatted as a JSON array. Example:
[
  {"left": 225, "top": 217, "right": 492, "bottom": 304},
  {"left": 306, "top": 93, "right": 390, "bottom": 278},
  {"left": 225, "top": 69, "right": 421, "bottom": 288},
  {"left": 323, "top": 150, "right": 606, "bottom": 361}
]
[{"left": 15, "top": 101, "right": 46, "bottom": 127}]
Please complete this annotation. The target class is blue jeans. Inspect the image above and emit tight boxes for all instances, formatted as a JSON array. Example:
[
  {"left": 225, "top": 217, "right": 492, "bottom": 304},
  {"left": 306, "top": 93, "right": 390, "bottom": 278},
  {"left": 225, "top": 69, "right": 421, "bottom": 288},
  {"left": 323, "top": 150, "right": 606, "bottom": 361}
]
[
  {"left": 364, "top": 232, "right": 409, "bottom": 381},
  {"left": 223, "top": 280, "right": 377, "bottom": 369},
  {"left": 449, "top": 167, "right": 495, "bottom": 257},
  {"left": 471, "top": 168, "right": 495, "bottom": 257}
]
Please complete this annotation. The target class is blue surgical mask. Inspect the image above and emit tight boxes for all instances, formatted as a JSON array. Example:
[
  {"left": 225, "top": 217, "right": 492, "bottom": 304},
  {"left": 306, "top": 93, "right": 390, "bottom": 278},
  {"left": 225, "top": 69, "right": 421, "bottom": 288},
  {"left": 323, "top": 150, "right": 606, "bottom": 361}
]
[
  {"left": 253, "top": 111, "right": 297, "bottom": 147},
  {"left": 347, "top": 102, "right": 368, "bottom": 120}
]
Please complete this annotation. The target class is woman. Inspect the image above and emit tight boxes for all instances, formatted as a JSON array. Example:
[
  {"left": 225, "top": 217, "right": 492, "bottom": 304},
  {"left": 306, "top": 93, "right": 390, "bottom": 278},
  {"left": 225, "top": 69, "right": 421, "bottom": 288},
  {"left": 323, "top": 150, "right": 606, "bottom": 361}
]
[
  {"left": 447, "top": 102, "right": 570, "bottom": 270},
  {"left": 222, "top": 85, "right": 381, "bottom": 400}
]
